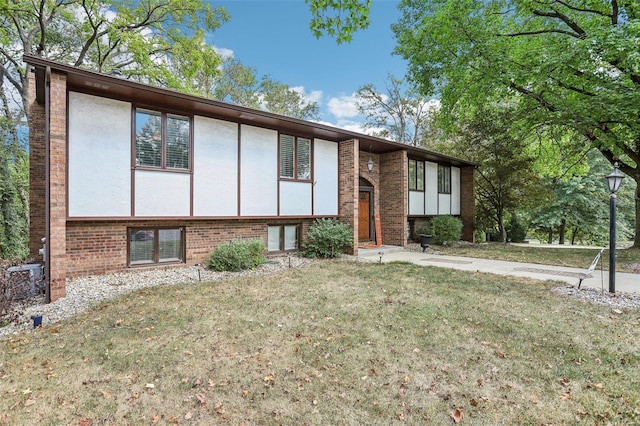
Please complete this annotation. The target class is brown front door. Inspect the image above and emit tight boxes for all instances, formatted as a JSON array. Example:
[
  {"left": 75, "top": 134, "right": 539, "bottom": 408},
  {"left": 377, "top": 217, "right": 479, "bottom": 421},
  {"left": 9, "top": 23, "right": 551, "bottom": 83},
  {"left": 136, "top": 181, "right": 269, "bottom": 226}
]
[{"left": 358, "top": 191, "right": 370, "bottom": 241}]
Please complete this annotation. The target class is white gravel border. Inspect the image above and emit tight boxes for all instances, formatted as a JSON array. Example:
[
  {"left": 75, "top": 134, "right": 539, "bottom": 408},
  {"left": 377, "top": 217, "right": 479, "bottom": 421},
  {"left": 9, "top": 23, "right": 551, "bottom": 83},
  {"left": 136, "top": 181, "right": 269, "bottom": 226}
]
[{"left": 2, "top": 252, "right": 637, "bottom": 339}]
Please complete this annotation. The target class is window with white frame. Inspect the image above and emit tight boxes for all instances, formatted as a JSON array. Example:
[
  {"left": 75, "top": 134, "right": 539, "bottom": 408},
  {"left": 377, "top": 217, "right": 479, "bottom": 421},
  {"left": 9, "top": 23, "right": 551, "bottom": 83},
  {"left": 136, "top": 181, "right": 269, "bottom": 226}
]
[
  {"left": 438, "top": 165, "right": 451, "bottom": 194},
  {"left": 129, "top": 227, "right": 184, "bottom": 266},
  {"left": 135, "top": 108, "right": 190, "bottom": 170},
  {"left": 280, "top": 134, "right": 311, "bottom": 180},
  {"left": 268, "top": 225, "right": 299, "bottom": 252}
]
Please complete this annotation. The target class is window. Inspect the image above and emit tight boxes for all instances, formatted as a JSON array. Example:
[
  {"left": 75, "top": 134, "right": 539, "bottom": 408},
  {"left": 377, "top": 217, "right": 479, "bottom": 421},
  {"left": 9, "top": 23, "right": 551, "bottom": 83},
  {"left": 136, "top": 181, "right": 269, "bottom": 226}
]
[
  {"left": 129, "top": 227, "right": 184, "bottom": 266},
  {"left": 135, "top": 109, "right": 190, "bottom": 170},
  {"left": 408, "top": 159, "right": 425, "bottom": 191},
  {"left": 280, "top": 134, "right": 311, "bottom": 180},
  {"left": 268, "top": 225, "right": 299, "bottom": 252},
  {"left": 438, "top": 165, "right": 451, "bottom": 194}
]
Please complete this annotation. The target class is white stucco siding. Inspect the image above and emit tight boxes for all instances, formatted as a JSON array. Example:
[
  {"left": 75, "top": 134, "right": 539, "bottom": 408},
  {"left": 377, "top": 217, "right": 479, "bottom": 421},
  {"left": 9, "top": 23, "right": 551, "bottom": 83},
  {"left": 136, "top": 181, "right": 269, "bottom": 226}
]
[
  {"left": 240, "top": 125, "right": 278, "bottom": 216},
  {"left": 193, "top": 116, "right": 238, "bottom": 216},
  {"left": 68, "top": 92, "right": 131, "bottom": 217},
  {"left": 134, "top": 170, "right": 190, "bottom": 216},
  {"left": 313, "top": 139, "right": 338, "bottom": 215},
  {"left": 409, "top": 191, "right": 425, "bottom": 215},
  {"left": 438, "top": 194, "right": 451, "bottom": 215},
  {"left": 280, "top": 181, "right": 312, "bottom": 215},
  {"left": 425, "top": 162, "right": 438, "bottom": 215},
  {"left": 451, "top": 167, "right": 461, "bottom": 215}
]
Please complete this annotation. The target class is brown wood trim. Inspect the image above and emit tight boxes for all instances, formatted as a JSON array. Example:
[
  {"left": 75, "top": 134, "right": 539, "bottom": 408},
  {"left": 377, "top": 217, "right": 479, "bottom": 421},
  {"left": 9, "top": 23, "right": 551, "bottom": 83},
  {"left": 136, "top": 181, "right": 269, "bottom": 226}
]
[
  {"left": 65, "top": 81, "right": 70, "bottom": 226},
  {"left": 189, "top": 114, "right": 194, "bottom": 217},
  {"left": 66, "top": 215, "right": 339, "bottom": 222},
  {"left": 237, "top": 123, "right": 241, "bottom": 216},
  {"left": 130, "top": 105, "right": 136, "bottom": 217},
  {"left": 311, "top": 138, "right": 315, "bottom": 216}
]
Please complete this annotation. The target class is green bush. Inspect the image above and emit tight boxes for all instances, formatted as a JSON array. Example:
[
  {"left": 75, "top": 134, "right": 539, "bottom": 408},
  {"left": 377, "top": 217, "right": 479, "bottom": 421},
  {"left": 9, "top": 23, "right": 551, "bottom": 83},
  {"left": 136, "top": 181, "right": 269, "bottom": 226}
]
[
  {"left": 506, "top": 215, "right": 528, "bottom": 243},
  {"left": 208, "top": 239, "right": 266, "bottom": 272},
  {"left": 303, "top": 218, "right": 353, "bottom": 258},
  {"left": 430, "top": 215, "right": 463, "bottom": 246}
]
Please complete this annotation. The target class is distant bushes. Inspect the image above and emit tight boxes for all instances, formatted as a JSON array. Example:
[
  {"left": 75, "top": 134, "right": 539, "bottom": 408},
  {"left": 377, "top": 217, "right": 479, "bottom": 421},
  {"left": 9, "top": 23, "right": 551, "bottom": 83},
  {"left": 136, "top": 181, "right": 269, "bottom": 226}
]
[
  {"left": 303, "top": 218, "right": 353, "bottom": 258},
  {"left": 430, "top": 216, "right": 463, "bottom": 246},
  {"left": 208, "top": 239, "right": 266, "bottom": 272}
]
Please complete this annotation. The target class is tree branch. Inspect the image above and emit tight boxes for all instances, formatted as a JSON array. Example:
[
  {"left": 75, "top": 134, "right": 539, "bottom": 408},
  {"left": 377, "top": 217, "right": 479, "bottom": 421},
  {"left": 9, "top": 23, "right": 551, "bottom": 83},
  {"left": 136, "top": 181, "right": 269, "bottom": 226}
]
[{"left": 532, "top": 8, "right": 586, "bottom": 38}]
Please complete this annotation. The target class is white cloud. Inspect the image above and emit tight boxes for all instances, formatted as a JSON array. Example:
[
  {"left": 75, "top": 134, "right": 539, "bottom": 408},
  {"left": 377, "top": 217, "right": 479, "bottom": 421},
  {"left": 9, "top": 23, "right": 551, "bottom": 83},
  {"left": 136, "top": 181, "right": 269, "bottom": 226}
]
[
  {"left": 327, "top": 94, "right": 359, "bottom": 119},
  {"left": 291, "top": 86, "right": 323, "bottom": 106},
  {"left": 214, "top": 46, "right": 234, "bottom": 59}
]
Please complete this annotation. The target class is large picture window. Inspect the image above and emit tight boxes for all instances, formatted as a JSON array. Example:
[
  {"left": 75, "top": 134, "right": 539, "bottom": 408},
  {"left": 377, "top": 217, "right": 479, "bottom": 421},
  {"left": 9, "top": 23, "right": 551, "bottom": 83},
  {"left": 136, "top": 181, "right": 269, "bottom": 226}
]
[
  {"left": 408, "top": 159, "right": 425, "bottom": 191},
  {"left": 438, "top": 165, "right": 451, "bottom": 194},
  {"left": 280, "top": 135, "right": 311, "bottom": 180},
  {"left": 268, "top": 225, "right": 299, "bottom": 252},
  {"left": 135, "top": 108, "right": 190, "bottom": 170},
  {"left": 129, "top": 227, "right": 184, "bottom": 266}
]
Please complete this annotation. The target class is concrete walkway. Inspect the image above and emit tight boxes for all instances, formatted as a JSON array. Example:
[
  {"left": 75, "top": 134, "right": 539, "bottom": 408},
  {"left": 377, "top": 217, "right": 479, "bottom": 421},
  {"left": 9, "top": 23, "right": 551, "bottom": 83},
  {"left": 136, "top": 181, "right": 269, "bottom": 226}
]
[{"left": 358, "top": 248, "right": 639, "bottom": 294}]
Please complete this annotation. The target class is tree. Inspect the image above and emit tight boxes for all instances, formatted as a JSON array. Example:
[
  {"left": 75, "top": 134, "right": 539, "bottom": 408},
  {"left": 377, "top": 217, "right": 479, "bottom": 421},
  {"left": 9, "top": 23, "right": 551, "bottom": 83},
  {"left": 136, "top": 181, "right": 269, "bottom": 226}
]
[
  {"left": 307, "top": 0, "right": 640, "bottom": 247},
  {"left": 530, "top": 151, "right": 635, "bottom": 245},
  {"left": 355, "top": 74, "right": 437, "bottom": 146},
  {"left": 444, "top": 104, "right": 542, "bottom": 242},
  {"left": 391, "top": 0, "right": 640, "bottom": 247},
  {"left": 307, "top": 0, "right": 371, "bottom": 43},
  {"left": 259, "top": 78, "right": 320, "bottom": 121},
  {"left": 212, "top": 58, "right": 320, "bottom": 120},
  {"left": 0, "top": 0, "right": 229, "bottom": 122}
]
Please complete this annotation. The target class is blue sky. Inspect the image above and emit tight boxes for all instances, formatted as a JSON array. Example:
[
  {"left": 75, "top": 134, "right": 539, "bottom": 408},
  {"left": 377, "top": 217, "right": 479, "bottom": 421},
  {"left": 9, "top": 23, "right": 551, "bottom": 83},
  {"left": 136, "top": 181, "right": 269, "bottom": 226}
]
[{"left": 209, "top": 0, "right": 407, "bottom": 131}]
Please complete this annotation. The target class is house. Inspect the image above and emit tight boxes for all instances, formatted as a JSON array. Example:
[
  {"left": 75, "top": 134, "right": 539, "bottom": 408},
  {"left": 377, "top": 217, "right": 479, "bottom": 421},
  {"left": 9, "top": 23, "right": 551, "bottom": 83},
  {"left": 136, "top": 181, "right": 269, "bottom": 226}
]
[{"left": 24, "top": 54, "right": 476, "bottom": 302}]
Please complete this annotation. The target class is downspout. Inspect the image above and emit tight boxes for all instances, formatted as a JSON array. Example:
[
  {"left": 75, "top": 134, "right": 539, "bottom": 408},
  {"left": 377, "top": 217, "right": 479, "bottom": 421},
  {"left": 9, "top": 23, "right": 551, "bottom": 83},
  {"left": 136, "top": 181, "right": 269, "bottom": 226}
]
[{"left": 44, "top": 66, "right": 51, "bottom": 304}]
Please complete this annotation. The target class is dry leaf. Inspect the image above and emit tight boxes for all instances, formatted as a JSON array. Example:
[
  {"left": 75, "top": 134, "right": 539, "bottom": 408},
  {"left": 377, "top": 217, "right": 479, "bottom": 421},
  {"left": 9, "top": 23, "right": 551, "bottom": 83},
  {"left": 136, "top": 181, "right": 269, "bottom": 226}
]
[
  {"left": 145, "top": 383, "right": 155, "bottom": 389},
  {"left": 78, "top": 419, "right": 92, "bottom": 426},
  {"left": 24, "top": 399, "right": 35, "bottom": 407},
  {"left": 196, "top": 392, "right": 207, "bottom": 406},
  {"left": 450, "top": 408, "right": 464, "bottom": 423},
  {"left": 184, "top": 412, "right": 193, "bottom": 420},
  {"left": 151, "top": 415, "right": 160, "bottom": 424}
]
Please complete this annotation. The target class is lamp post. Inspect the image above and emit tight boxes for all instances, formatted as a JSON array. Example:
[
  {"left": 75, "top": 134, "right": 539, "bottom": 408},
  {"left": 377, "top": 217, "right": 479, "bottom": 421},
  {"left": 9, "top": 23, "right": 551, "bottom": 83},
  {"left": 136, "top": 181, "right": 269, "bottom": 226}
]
[{"left": 606, "top": 162, "right": 624, "bottom": 293}]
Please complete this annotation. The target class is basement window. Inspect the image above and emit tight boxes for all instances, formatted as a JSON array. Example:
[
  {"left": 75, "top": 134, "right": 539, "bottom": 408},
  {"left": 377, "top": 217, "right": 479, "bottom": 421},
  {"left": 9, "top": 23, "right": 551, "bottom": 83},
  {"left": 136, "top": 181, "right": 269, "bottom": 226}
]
[
  {"left": 129, "top": 227, "right": 184, "bottom": 266},
  {"left": 268, "top": 225, "right": 299, "bottom": 253}
]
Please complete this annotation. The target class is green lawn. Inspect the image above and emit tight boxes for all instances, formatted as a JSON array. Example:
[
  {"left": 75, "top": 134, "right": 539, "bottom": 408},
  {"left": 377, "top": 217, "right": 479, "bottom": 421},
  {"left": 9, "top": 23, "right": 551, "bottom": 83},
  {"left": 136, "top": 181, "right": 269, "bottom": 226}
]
[
  {"left": 1, "top": 261, "right": 639, "bottom": 425},
  {"left": 437, "top": 243, "right": 640, "bottom": 273}
]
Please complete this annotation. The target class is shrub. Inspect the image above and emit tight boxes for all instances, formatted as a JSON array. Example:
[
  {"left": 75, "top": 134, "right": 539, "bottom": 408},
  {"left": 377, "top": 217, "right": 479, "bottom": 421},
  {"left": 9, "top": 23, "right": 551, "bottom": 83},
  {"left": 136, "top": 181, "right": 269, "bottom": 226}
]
[
  {"left": 430, "top": 215, "right": 463, "bottom": 246},
  {"left": 303, "top": 218, "right": 353, "bottom": 258},
  {"left": 506, "top": 215, "right": 528, "bottom": 243},
  {"left": 208, "top": 239, "right": 266, "bottom": 272}
]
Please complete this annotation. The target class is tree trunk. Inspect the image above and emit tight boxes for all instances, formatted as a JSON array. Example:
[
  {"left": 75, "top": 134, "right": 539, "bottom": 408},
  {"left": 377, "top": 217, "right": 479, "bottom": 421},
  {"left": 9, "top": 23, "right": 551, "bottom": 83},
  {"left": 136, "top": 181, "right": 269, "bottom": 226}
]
[
  {"left": 547, "top": 230, "right": 553, "bottom": 244},
  {"left": 570, "top": 227, "right": 579, "bottom": 245},
  {"left": 559, "top": 218, "right": 566, "bottom": 245}
]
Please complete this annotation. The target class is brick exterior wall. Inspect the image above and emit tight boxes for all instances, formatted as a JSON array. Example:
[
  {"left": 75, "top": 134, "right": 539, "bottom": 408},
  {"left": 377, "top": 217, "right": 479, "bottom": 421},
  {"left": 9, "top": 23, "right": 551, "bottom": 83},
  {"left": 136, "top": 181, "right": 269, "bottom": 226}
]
[
  {"left": 460, "top": 166, "right": 475, "bottom": 242},
  {"left": 338, "top": 139, "right": 359, "bottom": 255},
  {"left": 48, "top": 72, "right": 68, "bottom": 300},
  {"left": 65, "top": 219, "right": 315, "bottom": 278},
  {"left": 27, "top": 71, "right": 46, "bottom": 259},
  {"left": 380, "top": 151, "right": 408, "bottom": 246}
]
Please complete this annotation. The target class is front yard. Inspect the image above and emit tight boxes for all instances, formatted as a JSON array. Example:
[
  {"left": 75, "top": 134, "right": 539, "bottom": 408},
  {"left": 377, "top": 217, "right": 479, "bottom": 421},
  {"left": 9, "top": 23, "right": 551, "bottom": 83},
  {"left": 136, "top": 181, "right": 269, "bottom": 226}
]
[{"left": 1, "top": 260, "right": 639, "bottom": 424}]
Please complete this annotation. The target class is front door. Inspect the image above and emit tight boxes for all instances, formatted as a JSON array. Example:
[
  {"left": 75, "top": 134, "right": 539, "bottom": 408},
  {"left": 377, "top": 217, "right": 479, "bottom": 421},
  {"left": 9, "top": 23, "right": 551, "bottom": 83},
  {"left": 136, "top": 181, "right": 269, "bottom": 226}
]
[{"left": 358, "top": 191, "right": 371, "bottom": 241}]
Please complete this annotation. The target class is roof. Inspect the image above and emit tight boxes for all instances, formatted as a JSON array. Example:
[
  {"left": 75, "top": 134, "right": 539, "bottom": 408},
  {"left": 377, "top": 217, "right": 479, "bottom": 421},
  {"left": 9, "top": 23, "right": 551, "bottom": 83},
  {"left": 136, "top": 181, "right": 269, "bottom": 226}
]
[{"left": 24, "top": 54, "right": 476, "bottom": 167}]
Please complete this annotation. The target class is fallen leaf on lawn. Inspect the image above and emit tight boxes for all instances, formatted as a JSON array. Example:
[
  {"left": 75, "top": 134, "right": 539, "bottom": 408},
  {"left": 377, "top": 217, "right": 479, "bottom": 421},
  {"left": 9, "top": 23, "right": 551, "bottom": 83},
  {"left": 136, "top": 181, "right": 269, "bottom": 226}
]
[
  {"left": 78, "top": 419, "right": 92, "bottom": 426},
  {"left": 470, "top": 399, "right": 478, "bottom": 407},
  {"left": 145, "top": 383, "right": 155, "bottom": 389},
  {"left": 196, "top": 392, "right": 207, "bottom": 406},
  {"left": 167, "top": 416, "right": 179, "bottom": 424},
  {"left": 185, "top": 412, "right": 193, "bottom": 420},
  {"left": 24, "top": 399, "right": 36, "bottom": 407},
  {"left": 151, "top": 415, "right": 160, "bottom": 423},
  {"left": 450, "top": 408, "right": 463, "bottom": 423},
  {"left": 495, "top": 350, "right": 506, "bottom": 358},
  {"left": 595, "top": 357, "right": 602, "bottom": 364},
  {"left": 214, "top": 402, "right": 225, "bottom": 414},
  {"left": 613, "top": 309, "right": 623, "bottom": 314}
]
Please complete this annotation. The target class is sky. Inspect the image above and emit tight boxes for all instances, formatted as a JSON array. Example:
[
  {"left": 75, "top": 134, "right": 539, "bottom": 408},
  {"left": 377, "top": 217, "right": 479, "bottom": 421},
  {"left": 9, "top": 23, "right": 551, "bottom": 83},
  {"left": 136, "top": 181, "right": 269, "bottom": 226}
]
[{"left": 208, "top": 0, "right": 408, "bottom": 132}]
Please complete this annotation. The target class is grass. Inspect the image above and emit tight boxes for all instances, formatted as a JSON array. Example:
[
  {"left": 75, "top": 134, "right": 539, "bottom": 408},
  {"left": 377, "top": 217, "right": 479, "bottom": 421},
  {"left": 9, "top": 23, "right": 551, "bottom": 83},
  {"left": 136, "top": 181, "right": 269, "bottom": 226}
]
[
  {"left": 438, "top": 243, "right": 640, "bottom": 273},
  {"left": 1, "top": 260, "right": 640, "bottom": 424}
]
